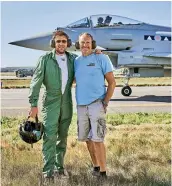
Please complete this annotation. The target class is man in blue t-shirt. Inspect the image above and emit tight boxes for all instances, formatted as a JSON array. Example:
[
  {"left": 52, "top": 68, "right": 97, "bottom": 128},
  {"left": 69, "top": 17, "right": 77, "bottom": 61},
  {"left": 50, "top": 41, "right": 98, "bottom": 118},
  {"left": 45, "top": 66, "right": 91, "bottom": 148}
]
[{"left": 74, "top": 33, "right": 116, "bottom": 179}]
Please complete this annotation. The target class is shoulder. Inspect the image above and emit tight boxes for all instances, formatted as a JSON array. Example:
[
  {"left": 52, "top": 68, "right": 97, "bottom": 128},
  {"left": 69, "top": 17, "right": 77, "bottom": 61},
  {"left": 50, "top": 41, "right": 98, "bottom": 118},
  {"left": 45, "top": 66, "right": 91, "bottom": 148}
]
[
  {"left": 95, "top": 54, "right": 111, "bottom": 66},
  {"left": 44, "top": 51, "right": 53, "bottom": 58},
  {"left": 37, "top": 52, "right": 49, "bottom": 63},
  {"left": 96, "top": 54, "right": 109, "bottom": 61},
  {"left": 74, "top": 55, "right": 83, "bottom": 62},
  {"left": 40, "top": 51, "right": 52, "bottom": 61},
  {"left": 36, "top": 52, "right": 54, "bottom": 67}
]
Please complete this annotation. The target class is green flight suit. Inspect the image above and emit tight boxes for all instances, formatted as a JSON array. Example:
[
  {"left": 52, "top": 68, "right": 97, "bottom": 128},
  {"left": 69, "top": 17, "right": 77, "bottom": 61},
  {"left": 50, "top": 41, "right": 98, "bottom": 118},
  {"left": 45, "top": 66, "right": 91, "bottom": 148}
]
[{"left": 28, "top": 49, "right": 77, "bottom": 177}]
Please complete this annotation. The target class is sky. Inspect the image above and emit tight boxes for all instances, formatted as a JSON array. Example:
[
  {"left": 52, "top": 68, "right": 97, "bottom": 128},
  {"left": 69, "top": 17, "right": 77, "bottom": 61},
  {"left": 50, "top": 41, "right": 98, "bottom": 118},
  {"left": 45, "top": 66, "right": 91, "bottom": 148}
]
[{"left": 1, "top": 1, "right": 171, "bottom": 67}]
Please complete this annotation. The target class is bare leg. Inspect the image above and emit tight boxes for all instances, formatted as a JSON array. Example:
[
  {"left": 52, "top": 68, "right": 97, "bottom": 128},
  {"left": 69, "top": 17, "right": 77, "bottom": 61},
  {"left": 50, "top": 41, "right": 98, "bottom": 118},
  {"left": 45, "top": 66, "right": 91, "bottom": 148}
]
[
  {"left": 94, "top": 142, "right": 106, "bottom": 172},
  {"left": 86, "top": 140, "right": 99, "bottom": 167}
]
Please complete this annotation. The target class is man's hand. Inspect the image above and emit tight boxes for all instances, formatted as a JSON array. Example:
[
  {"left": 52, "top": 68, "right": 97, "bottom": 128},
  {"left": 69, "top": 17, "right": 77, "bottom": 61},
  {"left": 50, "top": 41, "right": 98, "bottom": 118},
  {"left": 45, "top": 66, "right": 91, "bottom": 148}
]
[
  {"left": 29, "top": 107, "right": 38, "bottom": 118},
  {"left": 103, "top": 72, "right": 116, "bottom": 114},
  {"left": 103, "top": 104, "right": 107, "bottom": 113},
  {"left": 95, "top": 49, "right": 102, "bottom": 54},
  {"left": 102, "top": 100, "right": 108, "bottom": 114}
]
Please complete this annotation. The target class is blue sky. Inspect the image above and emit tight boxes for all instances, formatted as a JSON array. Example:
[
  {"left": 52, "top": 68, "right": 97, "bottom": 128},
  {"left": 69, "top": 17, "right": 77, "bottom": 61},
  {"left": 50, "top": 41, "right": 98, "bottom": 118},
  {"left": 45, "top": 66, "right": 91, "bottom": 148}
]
[{"left": 1, "top": 1, "right": 171, "bottom": 67}]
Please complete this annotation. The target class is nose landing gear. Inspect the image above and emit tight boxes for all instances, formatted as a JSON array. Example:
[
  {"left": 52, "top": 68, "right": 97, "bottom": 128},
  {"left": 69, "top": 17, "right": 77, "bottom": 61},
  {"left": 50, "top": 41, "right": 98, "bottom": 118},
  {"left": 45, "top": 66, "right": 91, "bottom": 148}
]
[
  {"left": 121, "top": 71, "right": 132, "bottom": 96},
  {"left": 121, "top": 86, "right": 132, "bottom": 96}
]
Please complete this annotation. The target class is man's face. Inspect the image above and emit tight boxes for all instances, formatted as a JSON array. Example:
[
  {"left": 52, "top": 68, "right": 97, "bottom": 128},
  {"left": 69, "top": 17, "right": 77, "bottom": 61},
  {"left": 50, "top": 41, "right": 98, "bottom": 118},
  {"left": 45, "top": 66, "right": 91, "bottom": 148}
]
[
  {"left": 79, "top": 35, "right": 92, "bottom": 55},
  {"left": 54, "top": 35, "right": 68, "bottom": 54}
]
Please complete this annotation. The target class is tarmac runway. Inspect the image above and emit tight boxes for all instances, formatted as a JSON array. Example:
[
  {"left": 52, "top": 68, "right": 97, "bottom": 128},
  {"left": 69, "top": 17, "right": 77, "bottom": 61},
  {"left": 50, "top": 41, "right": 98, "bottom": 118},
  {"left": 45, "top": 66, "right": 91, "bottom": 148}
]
[{"left": 1, "top": 86, "right": 171, "bottom": 117}]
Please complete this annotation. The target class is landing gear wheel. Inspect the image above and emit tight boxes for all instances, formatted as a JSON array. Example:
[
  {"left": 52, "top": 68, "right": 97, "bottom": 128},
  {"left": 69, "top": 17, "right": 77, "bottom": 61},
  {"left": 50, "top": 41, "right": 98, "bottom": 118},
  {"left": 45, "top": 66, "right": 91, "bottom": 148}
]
[{"left": 121, "top": 86, "right": 132, "bottom": 96}]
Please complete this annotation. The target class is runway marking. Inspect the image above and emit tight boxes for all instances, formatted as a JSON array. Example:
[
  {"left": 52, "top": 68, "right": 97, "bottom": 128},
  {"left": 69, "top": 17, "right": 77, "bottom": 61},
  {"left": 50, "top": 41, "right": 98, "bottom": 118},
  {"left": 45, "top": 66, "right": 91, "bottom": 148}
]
[{"left": 1, "top": 103, "right": 171, "bottom": 110}]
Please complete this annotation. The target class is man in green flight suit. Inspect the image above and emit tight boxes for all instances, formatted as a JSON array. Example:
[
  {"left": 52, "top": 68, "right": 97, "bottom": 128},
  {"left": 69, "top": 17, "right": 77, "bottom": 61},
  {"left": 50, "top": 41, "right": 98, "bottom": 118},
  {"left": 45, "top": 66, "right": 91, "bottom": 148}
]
[{"left": 28, "top": 30, "right": 76, "bottom": 183}]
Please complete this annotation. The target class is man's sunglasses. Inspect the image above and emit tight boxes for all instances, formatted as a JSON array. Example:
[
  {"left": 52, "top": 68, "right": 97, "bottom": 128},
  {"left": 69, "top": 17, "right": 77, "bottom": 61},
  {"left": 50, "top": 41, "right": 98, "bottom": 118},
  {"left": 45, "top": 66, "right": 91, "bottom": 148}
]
[{"left": 55, "top": 40, "right": 67, "bottom": 43}]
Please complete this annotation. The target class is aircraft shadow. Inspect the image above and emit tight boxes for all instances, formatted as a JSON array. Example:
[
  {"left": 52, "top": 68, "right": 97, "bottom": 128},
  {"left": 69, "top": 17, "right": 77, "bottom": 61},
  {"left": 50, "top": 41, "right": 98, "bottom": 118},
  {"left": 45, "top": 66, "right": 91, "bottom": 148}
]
[{"left": 111, "top": 95, "right": 171, "bottom": 103}]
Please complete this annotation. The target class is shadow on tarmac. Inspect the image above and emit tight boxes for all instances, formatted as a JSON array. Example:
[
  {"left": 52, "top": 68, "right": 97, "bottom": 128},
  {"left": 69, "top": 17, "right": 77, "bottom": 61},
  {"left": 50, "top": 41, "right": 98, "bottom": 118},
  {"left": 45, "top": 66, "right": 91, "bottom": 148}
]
[{"left": 111, "top": 95, "right": 171, "bottom": 103}]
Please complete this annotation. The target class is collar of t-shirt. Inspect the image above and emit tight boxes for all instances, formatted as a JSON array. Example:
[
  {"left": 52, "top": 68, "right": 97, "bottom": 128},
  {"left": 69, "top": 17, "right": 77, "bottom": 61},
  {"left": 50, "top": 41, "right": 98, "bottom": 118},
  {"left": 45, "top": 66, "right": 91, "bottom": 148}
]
[{"left": 56, "top": 54, "right": 67, "bottom": 64}]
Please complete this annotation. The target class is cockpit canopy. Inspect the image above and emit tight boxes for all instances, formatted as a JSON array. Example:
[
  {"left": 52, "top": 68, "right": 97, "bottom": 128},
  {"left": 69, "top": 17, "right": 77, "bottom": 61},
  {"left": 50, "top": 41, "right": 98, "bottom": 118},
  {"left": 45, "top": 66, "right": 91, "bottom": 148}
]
[
  {"left": 66, "top": 17, "right": 90, "bottom": 28},
  {"left": 66, "top": 14, "right": 144, "bottom": 28}
]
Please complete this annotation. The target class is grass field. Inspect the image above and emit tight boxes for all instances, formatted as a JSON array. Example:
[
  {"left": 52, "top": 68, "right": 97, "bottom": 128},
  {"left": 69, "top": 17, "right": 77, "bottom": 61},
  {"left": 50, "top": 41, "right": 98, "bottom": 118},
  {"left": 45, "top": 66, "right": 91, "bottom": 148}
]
[
  {"left": 1, "top": 113, "right": 171, "bottom": 186},
  {"left": 1, "top": 77, "right": 171, "bottom": 88},
  {"left": 1, "top": 72, "right": 16, "bottom": 76}
]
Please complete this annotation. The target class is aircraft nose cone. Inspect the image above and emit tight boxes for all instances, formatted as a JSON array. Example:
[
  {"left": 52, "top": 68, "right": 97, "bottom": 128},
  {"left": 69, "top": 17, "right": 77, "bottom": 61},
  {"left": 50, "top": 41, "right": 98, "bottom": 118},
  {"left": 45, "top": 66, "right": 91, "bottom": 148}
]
[
  {"left": 9, "top": 40, "right": 28, "bottom": 46},
  {"left": 9, "top": 38, "right": 42, "bottom": 48},
  {"left": 9, "top": 34, "right": 53, "bottom": 51}
]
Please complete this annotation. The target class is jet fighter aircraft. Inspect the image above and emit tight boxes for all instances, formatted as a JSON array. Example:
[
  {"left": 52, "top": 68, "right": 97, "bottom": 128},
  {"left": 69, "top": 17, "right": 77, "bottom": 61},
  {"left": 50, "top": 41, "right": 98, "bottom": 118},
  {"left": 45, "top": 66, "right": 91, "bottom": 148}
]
[{"left": 9, "top": 14, "right": 171, "bottom": 96}]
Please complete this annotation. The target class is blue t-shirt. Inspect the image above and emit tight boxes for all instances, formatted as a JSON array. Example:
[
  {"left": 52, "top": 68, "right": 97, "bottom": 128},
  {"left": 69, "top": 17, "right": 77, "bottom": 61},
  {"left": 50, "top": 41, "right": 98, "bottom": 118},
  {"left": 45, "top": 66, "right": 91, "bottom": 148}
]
[{"left": 74, "top": 53, "right": 114, "bottom": 105}]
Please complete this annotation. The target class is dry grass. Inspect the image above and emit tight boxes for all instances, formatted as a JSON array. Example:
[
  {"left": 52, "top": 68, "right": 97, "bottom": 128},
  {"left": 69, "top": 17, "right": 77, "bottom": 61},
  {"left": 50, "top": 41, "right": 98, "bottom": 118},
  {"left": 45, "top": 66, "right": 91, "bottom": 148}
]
[
  {"left": 1, "top": 79, "right": 31, "bottom": 88},
  {"left": 115, "top": 77, "right": 171, "bottom": 86},
  {"left": 1, "top": 72, "right": 16, "bottom": 76},
  {"left": 1, "top": 77, "right": 171, "bottom": 89},
  {"left": 1, "top": 113, "right": 171, "bottom": 186}
]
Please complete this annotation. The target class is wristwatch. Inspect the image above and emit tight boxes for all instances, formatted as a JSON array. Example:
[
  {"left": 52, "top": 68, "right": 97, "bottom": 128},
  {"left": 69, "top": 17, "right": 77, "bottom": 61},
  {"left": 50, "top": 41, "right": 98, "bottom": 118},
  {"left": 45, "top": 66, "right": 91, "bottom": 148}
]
[{"left": 102, "top": 100, "right": 108, "bottom": 106}]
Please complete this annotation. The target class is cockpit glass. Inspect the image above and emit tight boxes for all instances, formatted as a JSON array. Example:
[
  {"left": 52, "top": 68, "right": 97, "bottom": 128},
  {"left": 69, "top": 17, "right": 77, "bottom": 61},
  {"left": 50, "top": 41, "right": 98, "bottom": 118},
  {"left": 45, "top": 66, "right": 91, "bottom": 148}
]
[
  {"left": 66, "top": 17, "right": 90, "bottom": 28},
  {"left": 90, "top": 15, "right": 143, "bottom": 28}
]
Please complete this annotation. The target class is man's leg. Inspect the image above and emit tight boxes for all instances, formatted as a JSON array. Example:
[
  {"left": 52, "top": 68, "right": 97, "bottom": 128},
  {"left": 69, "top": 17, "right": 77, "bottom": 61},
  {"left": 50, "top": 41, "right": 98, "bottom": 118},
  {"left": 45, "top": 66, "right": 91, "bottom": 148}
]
[
  {"left": 93, "top": 142, "right": 106, "bottom": 172},
  {"left": 42, "top": 103, "right": 60, "bottom": 178},
  {"left": 77, "top": 104, "right": 93, "bottom": 168},
  {"left": 88, "top": 100, "right": 107, "bottom": 175},
  {"left": 77, "top": 105, "right": 91, "bottom": 142},
  {"left": 55, "top": 102, "right": 73, "bottom": 172},
  {"left": 86, "top": 140, "right": 99, "bottom": 167}
]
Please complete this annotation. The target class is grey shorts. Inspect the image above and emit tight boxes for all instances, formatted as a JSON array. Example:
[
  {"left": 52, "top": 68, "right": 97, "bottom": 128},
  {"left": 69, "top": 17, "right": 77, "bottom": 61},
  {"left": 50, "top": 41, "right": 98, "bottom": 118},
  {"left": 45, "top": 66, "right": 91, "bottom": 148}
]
[{"left": 77, "top": 99, "right": 106, "bottom": 142}]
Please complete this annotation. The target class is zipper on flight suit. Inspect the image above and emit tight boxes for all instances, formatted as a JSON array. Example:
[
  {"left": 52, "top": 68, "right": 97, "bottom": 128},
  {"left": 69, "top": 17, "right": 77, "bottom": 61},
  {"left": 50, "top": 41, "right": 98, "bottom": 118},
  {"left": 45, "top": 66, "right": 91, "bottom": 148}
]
[{"left": 53, "top": 58, "right": 63, "bottom": 106}]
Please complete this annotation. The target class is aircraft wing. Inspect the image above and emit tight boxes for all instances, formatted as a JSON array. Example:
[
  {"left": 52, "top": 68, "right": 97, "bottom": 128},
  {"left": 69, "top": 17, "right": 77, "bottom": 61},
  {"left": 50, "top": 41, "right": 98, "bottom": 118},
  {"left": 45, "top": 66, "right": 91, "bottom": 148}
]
[
  {"left": 98, "top": 49, "right": 172, "bottom": 59},
  {"left": 143, "top": 52, "right": 172, "bottom": 58},
  {"left": 95, "top": 49, "right": 172, "bottom": 68}
]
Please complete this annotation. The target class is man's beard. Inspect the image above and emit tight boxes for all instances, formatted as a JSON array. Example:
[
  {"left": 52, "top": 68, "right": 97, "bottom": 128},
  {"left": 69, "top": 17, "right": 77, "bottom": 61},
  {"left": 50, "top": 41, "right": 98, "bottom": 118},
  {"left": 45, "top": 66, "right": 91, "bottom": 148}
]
[{"left": 56, "top": 48, "right": 65, "bottom": 55}]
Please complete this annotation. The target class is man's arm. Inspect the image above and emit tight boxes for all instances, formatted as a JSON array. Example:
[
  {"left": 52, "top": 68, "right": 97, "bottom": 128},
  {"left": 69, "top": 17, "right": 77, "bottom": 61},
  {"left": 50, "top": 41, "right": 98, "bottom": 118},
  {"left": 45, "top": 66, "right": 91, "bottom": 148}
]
[
  {"left": 103, "top": 72, "right": 116, "bottom": 111},
  {"left": 98, "top": 54, "right": 116, "bottom": 109},
  {"left": 28, "top": 56, "right": 45, "bottom": 117}
]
